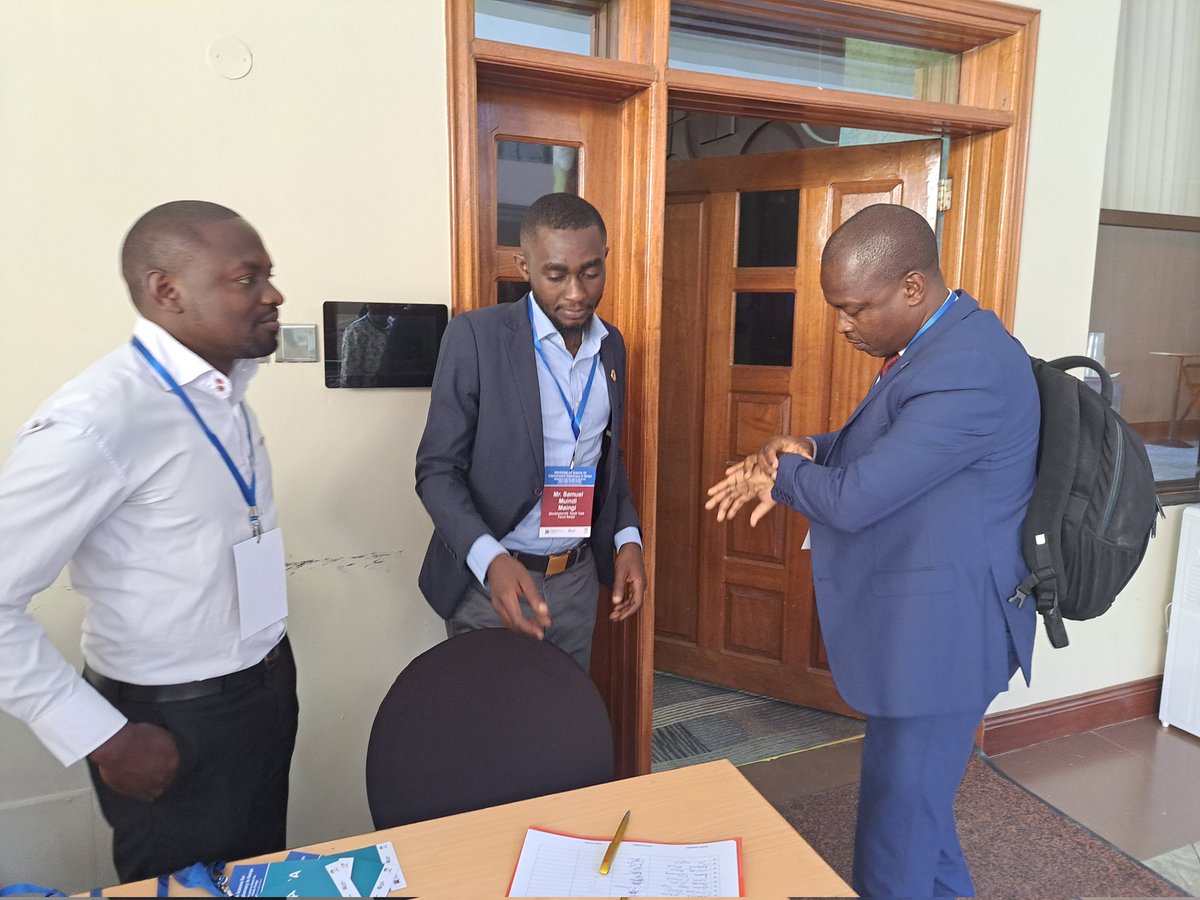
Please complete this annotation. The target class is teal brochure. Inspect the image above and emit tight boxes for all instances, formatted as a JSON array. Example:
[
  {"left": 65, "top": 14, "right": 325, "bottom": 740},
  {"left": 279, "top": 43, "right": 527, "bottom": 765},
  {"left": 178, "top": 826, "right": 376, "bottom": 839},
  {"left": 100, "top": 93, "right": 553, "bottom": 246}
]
[
  {"left": 259, "top": 858, "right": 347, "bottom": 897},
  {"left": 317, "top": 847, "right": 386, "bottom": 897}
]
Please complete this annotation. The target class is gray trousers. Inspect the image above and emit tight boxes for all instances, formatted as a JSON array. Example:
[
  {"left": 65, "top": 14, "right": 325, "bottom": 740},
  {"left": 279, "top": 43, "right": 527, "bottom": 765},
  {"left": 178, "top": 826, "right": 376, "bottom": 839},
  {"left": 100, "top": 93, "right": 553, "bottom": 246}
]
[{"left": 446, "top": 546, "right": 600, "bottom": 672}]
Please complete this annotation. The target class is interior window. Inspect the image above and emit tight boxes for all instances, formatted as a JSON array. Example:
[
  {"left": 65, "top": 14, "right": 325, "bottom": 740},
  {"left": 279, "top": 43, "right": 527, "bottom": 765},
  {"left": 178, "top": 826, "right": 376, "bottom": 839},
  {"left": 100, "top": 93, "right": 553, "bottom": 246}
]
[
  {"left": 1089, "top": 214, "right": 1200, "bottom": 500},
  {"left": 668, "top": 9, "right": 960, "bottom": 103},
  {"left": 496, "top": 140, "right": 580, "bottom": 248},
  {"left": 475, "top": 0, "right": 608, "bottom": 57}
]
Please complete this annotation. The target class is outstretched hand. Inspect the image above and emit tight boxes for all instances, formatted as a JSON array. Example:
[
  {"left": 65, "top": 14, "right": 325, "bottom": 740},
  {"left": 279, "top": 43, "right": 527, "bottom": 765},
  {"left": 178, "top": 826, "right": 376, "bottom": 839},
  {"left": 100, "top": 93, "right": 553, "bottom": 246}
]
[
  {"left": 705, "top": 454, "right": 777, "bottom": 525},
  {"left": 704, "top": 434, "right": 815, "bottom": 526}
]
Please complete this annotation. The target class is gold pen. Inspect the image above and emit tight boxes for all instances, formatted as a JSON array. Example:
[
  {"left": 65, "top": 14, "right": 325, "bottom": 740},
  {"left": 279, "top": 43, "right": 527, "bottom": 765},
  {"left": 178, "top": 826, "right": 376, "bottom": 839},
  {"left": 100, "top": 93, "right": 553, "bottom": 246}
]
[{"left": 598, "top": 809, "right": 631, "bottom": 875}]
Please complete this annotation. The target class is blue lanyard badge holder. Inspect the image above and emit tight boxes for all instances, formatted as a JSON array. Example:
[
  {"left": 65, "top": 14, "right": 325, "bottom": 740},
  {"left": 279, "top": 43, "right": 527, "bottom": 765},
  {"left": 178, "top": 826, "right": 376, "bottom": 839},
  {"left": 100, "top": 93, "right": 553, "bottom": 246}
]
[
  {"left": 132, "top": 338, "right": 287, "bottom": 639},
  {"left": 529, "top": 301, "right": 599, "bottom": 539}
]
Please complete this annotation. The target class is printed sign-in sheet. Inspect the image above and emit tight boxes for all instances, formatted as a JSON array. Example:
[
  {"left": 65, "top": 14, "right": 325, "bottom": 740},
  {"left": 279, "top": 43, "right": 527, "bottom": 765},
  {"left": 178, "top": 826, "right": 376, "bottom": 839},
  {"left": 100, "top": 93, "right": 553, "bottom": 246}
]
[{"left": 507, "top": 827, "right": 743, "bottom": 897}]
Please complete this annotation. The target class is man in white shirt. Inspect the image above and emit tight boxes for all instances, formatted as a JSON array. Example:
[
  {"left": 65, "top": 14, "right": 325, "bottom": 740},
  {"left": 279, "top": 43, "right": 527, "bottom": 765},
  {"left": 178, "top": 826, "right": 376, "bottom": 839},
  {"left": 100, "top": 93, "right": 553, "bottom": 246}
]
[{"left": 0, "top": 201, "right": 296, "bottom": 882}]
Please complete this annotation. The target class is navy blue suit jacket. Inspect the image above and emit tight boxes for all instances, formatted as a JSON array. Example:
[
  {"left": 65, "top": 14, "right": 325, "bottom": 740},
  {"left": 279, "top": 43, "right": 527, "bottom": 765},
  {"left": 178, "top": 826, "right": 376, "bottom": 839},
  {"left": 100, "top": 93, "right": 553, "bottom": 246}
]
[
  {"left": 772, "top": 292, "right": 1040, "bottom": 717},
  {"left": 415, "top": 298, "right": 639, "bottom": 619}
]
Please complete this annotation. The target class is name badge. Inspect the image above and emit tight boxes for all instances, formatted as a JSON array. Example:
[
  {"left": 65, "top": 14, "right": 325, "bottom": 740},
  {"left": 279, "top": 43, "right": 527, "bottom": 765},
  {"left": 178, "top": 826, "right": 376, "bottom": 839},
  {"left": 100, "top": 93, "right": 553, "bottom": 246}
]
[
  {"left": 233, "top": 527, "right": 288, "bottom": 639},
  {"left": 540, "top": 466, "right": 596, "bottom": 538}
]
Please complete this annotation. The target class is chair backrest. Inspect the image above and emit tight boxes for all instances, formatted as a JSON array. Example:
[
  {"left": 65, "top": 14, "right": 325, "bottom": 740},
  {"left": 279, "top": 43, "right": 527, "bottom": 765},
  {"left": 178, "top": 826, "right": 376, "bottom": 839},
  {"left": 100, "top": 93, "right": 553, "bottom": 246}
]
[{"left": 365, "top": 628, "right": 615, "bottom": 829}]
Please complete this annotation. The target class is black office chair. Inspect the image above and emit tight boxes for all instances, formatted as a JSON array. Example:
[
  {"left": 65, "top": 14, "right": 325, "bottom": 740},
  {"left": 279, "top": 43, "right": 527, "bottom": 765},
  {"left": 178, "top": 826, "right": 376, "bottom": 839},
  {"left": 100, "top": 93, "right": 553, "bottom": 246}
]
[{"left": 365, "top": 627, "right": 615, "bottom": 829}]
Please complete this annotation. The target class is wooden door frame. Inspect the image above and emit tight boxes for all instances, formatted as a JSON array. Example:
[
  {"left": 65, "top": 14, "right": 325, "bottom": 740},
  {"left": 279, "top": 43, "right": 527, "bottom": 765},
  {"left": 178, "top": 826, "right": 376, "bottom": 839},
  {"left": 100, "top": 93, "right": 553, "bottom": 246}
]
[{"left": 446, "top": 0, "right": 1038, "bottom": 777}]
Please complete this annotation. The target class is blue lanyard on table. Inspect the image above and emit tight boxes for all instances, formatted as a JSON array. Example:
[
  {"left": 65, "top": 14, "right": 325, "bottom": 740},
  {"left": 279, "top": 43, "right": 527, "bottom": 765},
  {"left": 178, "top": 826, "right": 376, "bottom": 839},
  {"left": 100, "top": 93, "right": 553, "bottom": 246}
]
[
  {"left": 528, "top": 297, "right": 599, "bottom": 452},
  {"left": 156, "top": 861, "right": 230, "bottom": 896},
  {"left": 903, "top": 289, "right": 956, "bottom": 354},
  {"left": 131, "top": 337, "right": 261, "bottom": 539}
]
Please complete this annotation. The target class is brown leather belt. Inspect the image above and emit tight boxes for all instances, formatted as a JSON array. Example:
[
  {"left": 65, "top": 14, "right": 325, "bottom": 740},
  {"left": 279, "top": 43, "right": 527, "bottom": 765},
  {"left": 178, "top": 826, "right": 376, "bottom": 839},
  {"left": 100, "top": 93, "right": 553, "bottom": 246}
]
[
  {"left": 511, "top": 542, "right": 589, "bottom": 577},
  {"left": 83, "top": 636, "right": 289, "bottom": 704}
]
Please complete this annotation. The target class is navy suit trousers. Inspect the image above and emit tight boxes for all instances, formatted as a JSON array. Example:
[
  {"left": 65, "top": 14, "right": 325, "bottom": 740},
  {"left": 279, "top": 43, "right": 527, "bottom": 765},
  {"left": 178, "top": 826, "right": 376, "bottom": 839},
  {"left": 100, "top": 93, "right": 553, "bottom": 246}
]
[{"left": 853, "top": 701, "right": 992, "bottom": 898}]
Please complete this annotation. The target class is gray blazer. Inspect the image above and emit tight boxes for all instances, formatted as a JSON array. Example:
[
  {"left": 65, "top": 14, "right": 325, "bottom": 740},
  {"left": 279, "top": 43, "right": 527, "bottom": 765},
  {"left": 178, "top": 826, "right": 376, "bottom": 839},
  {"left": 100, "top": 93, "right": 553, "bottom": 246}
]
[{"left": 415, "top": 297, "right": 640, "bottom": 619}]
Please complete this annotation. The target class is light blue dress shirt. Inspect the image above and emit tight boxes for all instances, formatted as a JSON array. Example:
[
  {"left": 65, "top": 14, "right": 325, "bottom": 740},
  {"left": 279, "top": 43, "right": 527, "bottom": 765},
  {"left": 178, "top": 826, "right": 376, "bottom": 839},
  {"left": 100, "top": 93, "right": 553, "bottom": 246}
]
[{"left": 466, "top": 295, "right": 642, "bottom": 585}]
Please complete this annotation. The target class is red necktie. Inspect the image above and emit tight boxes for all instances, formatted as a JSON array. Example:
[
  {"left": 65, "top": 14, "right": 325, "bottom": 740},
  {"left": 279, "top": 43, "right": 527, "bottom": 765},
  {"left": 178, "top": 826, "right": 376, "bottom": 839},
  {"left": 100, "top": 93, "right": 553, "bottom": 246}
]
[{"left": 879, "top": 353, "right": 901, "bottom": 378}]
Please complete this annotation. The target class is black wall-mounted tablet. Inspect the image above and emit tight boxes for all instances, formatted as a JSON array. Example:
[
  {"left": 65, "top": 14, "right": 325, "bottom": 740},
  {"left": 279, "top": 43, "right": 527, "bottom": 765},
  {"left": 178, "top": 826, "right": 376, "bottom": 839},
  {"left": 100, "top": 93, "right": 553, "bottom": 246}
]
[{"left": 323, "top": 301, "right": 448, "bottom": 388}]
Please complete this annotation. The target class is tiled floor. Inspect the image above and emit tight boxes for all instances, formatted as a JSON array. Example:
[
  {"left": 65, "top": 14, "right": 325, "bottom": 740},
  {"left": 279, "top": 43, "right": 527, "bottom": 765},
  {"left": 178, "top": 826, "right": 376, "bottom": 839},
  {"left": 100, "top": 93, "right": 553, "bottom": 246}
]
[
  {"left": 739, "top": 716, "right": 1200, "bottom": 895},
  {"left": 991, "top": 717, "right": 1200, "bottom": 894}
]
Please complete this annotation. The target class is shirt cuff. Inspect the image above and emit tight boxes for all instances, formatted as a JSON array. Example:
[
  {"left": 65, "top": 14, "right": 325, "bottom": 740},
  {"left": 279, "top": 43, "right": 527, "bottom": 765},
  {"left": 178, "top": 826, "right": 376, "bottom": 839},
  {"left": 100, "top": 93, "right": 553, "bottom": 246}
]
[
  {"left": 771, "top": 453, "right": 810, "bottom": 508},
  {"left": 467, "top": 534, "right": 508, "bottom": 587},
  {"left": 29, "top": 680, "right": 128, "bottom": 767},
  {"left": 614, "top": 527, "right": 642, "bottom": 552}
]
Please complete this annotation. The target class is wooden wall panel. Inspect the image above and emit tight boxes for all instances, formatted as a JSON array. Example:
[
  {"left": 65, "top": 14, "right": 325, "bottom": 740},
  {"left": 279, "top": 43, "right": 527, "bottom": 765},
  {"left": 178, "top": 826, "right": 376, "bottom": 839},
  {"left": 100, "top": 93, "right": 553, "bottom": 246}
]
[
  {"left": 726, "top": 584, "right": 785, "bottom": 661},
  {"left": 655, "top": 197, "right": 709, "bottom": 645}
]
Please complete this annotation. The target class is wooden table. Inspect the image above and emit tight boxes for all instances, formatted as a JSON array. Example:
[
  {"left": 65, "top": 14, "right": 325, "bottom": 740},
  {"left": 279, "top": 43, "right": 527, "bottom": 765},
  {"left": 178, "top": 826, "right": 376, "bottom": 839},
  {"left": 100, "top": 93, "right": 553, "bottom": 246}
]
[{"left": 98, "top": 759, "right": 853, "bottom": 898}]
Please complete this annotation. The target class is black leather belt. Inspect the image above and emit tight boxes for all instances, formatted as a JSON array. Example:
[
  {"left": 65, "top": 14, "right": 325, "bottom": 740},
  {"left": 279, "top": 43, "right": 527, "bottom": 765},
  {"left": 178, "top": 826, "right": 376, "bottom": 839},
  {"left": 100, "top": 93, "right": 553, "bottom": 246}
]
[
  {"left": 83, "top": 636, "right": 289, "bottom": 704},
  {"left": 511, "top": 542, "right": 588, "bottom": 577}
]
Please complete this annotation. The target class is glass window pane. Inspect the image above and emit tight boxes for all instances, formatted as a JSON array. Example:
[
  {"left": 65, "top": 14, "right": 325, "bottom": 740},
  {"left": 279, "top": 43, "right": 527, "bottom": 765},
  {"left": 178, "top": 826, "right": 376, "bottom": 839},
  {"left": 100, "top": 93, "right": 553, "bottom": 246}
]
[
  {"left": 476, "top": 0, "right": 598, "bottom": 56},
  {"left": 1144, "top": 441, "right": 1200, "bottom": 484},
  {"left": 665, "top": 109, "right": 937, "bottom": 159},
  {"left": 734, "top": 292, "right": 794, "bottom": 367},
  {"left": 738, "top": 190, "right": 799, "bottom": 267},
  {"left": 1143, "top": 352, "right": 1200, "bottom": 483},
  {"left": 668, "top": 27, "right": 959, "bottom": 104},
  {"left": 497, "top": 280, "right": 531, "bottom": 304},
  {"left": 1090, "top": 219, "right": 1200, "bottom": 495},
  {"left": 496, "top": 141, "right": 580, "bottom": 247}
]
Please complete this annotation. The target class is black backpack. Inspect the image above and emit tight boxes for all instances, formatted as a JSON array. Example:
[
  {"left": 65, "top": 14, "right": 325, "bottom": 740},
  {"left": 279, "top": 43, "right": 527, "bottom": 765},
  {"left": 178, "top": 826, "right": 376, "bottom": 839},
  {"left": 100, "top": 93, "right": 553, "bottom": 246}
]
[{"left": 1009, "top": 356, "right": 1164, "bottom": 648}]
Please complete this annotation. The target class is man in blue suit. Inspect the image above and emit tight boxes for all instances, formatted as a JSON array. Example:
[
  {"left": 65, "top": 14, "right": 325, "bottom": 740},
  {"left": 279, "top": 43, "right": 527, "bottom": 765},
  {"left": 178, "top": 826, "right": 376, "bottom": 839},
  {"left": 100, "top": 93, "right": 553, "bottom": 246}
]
[
  {"left": 416, "top": 193, "right": 646, "bottom": 671},
  {"left": 709, "top": 203, "right": 1040, "bottom": 897}
]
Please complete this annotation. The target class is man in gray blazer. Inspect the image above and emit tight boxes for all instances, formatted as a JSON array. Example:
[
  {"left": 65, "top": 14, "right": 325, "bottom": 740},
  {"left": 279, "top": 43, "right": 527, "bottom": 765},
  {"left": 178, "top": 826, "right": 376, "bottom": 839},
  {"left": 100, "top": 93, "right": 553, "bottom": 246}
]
[{"left": 415, "top": 193, "right": 645, "bottom": 670}]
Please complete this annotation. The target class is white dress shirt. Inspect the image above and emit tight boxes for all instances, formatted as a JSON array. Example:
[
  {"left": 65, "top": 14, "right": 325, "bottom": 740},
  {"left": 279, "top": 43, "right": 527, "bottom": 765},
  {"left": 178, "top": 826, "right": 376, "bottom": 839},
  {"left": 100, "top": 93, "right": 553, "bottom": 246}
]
[{"left": 0, "top": 317, "right": 284, "bottom": 766}]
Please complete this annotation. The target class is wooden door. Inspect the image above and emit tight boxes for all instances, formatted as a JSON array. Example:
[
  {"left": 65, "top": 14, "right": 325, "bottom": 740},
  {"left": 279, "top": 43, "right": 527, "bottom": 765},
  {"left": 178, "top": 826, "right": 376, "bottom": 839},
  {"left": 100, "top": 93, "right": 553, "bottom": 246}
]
[
  {"left": 471, "top": 80, "right": 653, "bottom": 775},
  {"left": 654, "top": 140, "right": 941, "bottom": 715}
]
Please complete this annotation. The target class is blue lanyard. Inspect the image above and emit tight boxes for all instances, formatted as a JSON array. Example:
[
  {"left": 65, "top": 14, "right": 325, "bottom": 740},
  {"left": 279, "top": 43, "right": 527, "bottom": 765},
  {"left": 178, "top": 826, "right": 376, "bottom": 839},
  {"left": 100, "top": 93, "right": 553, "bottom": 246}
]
[
  {"left": 156, "top": 861, "right": 230, "bottom": 896},
  {"left": 903, "top": 289, "right": 956, "bottom": 354},
  {"left": 527, "top": 297, "right": 599, "bottom": 444},
  {"left": 131, "top": 337, "right": 261, "bottom": 539}
]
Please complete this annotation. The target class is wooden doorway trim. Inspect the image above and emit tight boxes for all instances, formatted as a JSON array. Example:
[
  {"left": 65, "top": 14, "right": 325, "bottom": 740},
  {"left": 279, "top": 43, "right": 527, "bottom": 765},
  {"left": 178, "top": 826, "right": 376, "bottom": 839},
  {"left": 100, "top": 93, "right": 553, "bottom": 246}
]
[
  {"left": 446, "top": 0, "right": 1039, "bottom": 776},
  {"left": 445, "top": 0, "right": 669, "bottom": 780}
]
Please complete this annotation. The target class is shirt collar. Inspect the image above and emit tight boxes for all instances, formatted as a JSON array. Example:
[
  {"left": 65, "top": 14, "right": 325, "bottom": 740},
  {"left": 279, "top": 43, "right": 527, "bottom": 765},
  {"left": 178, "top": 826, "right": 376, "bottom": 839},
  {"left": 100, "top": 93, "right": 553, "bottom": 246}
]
[
  {"left": 897, "top": 289, "right": 956, "bottom": 358},
  {"left": 132, "top": 316, "right": 258, "bottom": 403},
  {"left": 527, "top": 292, "right": 608, "bottom": 358}
]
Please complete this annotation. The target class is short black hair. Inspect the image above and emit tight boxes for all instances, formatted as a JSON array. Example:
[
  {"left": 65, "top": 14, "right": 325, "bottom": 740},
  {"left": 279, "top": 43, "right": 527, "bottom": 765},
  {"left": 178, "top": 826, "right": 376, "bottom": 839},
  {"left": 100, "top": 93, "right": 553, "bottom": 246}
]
[
  {"left": 822, "top": 203, "right": 940, "bottom": 284},
  {"left": 120, "top": 200, "right": 242, "bottom": 305},
  {"left": 519, "top": 193, "right": 606, "bottom": 246}
]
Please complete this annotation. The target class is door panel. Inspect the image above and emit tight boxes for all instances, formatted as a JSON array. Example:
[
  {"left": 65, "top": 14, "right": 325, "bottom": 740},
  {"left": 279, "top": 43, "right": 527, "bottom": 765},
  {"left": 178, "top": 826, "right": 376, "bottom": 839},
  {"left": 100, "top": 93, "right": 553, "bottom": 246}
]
[
  {"left": 472, "top": 81, "right": 651, "bottom": 777},
  {"left": 475, "top": 84, "right": 622, "bottom": 310},
  {"left": 656, "top": 195, "right": 708, "bottom": 645},
  {"left": 654, "top": 140, "right": 941, "bottom": 715}
]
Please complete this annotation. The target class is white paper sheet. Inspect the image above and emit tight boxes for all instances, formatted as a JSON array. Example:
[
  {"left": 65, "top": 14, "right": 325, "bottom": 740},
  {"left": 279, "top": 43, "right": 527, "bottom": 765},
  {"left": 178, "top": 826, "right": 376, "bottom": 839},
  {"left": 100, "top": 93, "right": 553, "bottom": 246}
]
[
  {"left": 507, "top": 827, "right": 742, "bottom": 897},
  {"left": 233, "top": 526, "right": 288, "bottom": 639}
]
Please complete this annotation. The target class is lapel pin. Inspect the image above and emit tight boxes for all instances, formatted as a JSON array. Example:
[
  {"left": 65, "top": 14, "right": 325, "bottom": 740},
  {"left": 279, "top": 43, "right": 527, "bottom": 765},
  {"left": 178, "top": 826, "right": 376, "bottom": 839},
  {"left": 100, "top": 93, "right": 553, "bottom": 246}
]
[{"left": 610, "top": 369, "right": 617, "bottom": 382}]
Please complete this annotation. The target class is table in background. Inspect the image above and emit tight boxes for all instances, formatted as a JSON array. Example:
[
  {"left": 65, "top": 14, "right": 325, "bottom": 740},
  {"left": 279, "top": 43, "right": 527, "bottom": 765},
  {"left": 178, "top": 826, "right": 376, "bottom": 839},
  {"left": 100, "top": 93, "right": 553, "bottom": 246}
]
[
  {"left": 98, "top": 759, "right": 854, "bottom": 898},
  {"left": 1150, "top": 351, "right": 1200, "bottom": 447}
]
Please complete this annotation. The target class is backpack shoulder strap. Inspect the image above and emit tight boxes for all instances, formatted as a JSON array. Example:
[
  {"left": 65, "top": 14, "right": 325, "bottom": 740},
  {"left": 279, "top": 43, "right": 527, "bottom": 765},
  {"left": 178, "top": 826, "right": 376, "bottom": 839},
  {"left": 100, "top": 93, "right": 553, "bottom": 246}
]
[{"left": 1009, "top": 357, "right": 1081, "bottom": 648}]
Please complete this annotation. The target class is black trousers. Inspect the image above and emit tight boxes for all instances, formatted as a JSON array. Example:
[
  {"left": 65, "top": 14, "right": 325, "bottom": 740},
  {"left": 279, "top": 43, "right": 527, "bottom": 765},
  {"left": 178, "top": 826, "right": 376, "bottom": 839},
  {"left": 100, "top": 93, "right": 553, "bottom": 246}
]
[{"left": 86, "top": 639, "right": 299, "bottom": 883}]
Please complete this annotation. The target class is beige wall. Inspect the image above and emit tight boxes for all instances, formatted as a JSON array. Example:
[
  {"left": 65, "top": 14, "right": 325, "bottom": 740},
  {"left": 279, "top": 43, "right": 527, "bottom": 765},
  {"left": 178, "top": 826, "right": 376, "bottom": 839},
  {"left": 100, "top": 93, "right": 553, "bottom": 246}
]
[
  {"left": 0, "top": 0, "right": 449, "bottom": 890},
  {"left": 0, "top": 0, "right": 1188, "bottom": 891},
  {"left": 997, "top": 0, "right": 1182, "bottom": 715}
]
